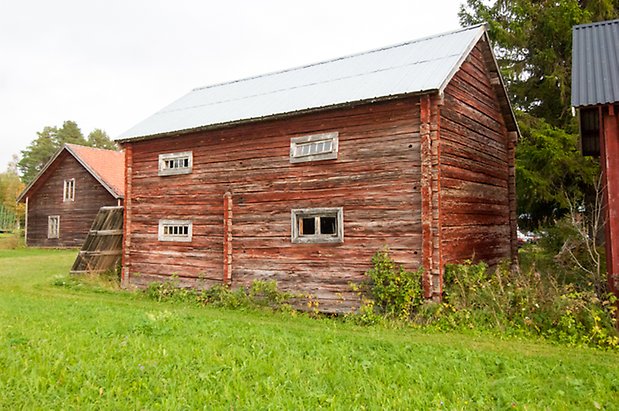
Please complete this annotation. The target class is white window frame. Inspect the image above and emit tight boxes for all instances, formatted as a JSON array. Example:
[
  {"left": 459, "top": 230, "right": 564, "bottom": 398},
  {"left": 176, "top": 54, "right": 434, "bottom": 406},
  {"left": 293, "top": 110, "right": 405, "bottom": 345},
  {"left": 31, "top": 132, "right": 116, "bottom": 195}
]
[
  {"left": 158, "top": 219, "right": 193, "bottom": 242},
  {"left": 290, "top": 132, "right": 339, "bottom": 163},
  {"left": 291, "top": 207, "right": 343, "bottom": 244},
  {"left": 158, "top": 151, "right": 193, "bottom": 176},
  {"left": 48, "top": 215, "right": 60, "bottom": 239},
  {"left": 63, "top": 178, "right": 75, "bottom": 202}
]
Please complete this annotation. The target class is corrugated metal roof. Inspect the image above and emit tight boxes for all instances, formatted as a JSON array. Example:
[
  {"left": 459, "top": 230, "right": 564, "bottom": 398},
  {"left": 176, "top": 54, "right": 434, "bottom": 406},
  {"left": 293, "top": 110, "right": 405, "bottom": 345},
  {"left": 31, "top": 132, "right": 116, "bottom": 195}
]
[
  {"left": 117, "top": 24, "right": 487, "bottom": 141},
  {"left": 572, "top": 19, "right": 619, "bottom": 107}
]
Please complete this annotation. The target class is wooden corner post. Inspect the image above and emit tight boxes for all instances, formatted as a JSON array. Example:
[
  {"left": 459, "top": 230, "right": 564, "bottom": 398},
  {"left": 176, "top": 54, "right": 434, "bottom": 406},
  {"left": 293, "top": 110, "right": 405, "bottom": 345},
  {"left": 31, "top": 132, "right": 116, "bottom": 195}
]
[
  {"left": 420, "top": 94, "right": 443, "bottom": 300},
  {"left": 223, "top": 191, "right": 233, "bottom": 285},
  {"left": 121, "top": 144, "right": 132, "bottom": 288}
]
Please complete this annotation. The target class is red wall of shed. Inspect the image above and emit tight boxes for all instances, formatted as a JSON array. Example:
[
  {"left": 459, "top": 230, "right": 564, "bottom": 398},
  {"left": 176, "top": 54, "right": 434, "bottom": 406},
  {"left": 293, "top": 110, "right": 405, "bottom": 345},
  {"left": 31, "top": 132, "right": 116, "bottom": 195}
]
[{"left": 601, "top": 105, "right": 619, "bottom": 296}]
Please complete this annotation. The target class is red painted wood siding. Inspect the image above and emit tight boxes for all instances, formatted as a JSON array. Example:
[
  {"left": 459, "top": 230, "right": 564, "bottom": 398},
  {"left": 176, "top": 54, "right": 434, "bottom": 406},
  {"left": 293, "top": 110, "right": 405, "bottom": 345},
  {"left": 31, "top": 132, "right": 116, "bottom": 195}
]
[
  {"left": 600, "top": 105, "right": 619, "bottom": 296},
  {"left": 439, "top": 42, "right": 513, "bottom": 266},
  {"left": 124, "top": 98, "right": 422, "bottom": 308},
  {"left": 26, "top": 152, "right": 119, "bottom": 247}
]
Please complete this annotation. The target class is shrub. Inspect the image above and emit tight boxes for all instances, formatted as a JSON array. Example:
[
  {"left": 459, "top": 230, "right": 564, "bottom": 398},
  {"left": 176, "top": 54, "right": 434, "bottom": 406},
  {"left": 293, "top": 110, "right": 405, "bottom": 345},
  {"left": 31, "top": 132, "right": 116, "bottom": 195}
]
[{"left": 359, "top": 249, "right": 424, "bottom": 320}]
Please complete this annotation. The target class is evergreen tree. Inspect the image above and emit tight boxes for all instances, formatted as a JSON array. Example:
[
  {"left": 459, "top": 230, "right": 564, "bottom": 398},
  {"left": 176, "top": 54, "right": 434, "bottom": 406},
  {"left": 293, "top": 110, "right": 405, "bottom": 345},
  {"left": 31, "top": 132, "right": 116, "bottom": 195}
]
[
  {"left": 54, "top": 120, "right": 87, "bottom": 146},
  {"left": 459, "top": 0, "right": 618, "bottom": 227},
  {"left": 17, "top": 127, "right": 58, "bottom": 184},
  {"left": 459, "top": 0, "right": 618, "bottom": 128},
  {"left": 17, "top": 121, "right": 118, "bottom": 184},
  {"left": 87, "top": 129, "right": 118, "bottom": 150}
]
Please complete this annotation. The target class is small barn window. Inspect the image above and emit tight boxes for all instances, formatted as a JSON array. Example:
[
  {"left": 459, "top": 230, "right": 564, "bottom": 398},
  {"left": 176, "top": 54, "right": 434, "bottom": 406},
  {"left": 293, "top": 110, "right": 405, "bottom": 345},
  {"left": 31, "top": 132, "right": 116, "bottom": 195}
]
[
  {"left": 63, "top": 179, "right": 75, "bottom": 202},
  {"left": 579, "top": 108, "right": 600, "bottom": 157},
  {"left": 290, "top": 132, "right": 338, "bottom": 163},
  {"left": 158, "top": 151, "right": 193, "bottom": 176},
  {"left": 158, "top": 219, "right": 193, "bottom": 242},
  {"left": 48, "top": 216, "right": 60, "bottom": 239},
  {"left": 291, "top": 207, "right": 343, "bottom": 244}
]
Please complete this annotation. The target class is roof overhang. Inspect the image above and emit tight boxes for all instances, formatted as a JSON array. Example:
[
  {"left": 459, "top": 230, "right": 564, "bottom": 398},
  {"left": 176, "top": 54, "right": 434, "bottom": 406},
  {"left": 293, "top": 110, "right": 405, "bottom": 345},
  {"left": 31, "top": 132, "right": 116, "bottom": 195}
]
[{"left": 116, "top": 90, "right": 438, "bottom": 144}]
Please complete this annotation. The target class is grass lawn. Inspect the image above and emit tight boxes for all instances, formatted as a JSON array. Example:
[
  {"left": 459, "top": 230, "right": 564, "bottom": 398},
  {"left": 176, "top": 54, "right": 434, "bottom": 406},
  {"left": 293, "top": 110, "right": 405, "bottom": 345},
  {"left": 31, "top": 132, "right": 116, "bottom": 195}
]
[{"left": 0, "top": 249, "right": 618, "bottom": 409}]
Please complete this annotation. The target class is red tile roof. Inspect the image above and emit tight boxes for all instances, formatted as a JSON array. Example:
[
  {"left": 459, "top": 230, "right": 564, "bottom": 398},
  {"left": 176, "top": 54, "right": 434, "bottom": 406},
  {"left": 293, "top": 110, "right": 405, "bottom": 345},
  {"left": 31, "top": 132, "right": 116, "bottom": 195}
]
[{"left": 65, "top": 144, "right": 125, "bottom": 197}]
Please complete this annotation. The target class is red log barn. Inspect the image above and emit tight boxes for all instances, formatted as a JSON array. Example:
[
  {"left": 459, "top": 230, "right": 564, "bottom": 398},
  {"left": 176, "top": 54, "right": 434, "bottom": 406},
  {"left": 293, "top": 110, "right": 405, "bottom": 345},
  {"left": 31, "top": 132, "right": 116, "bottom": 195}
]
[
  {"left": 117, "top": 24, "right": 519, "bottom": 310},
  {"left": 17, "top": 144, "right": 125, "bottom": 248},
  {"left": 572, "top": 19, "right": 619, "bottom": 299}
]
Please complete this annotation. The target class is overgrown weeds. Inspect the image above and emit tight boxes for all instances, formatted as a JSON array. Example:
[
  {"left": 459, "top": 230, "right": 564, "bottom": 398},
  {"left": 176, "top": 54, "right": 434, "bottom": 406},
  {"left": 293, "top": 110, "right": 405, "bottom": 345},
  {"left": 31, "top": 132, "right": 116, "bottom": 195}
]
[
  {"left": 145, "top": 276, "right": 295, "bottom": 313},
  {"left": 53, "top": 267, "right": 121, "bottom": 293},
  {"left": 437, "top": 260, "right": 618, "bottom": 349},
  {"left": 352, "top": 249, "right": 618, "bottom": 350}
]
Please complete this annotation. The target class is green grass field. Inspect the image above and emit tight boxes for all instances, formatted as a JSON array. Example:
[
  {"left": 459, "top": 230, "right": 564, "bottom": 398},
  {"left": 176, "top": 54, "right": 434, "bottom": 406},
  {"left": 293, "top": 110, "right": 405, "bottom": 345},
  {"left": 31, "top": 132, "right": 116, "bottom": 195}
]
[{"left": 0, "top": 249, "right": 618, "bottom": 409}]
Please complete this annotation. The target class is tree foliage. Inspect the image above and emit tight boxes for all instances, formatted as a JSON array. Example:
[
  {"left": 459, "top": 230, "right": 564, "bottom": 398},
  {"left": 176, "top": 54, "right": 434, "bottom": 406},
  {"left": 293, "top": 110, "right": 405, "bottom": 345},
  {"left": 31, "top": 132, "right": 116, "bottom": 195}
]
[
  {"left": 18, "top": 121, "right": 117, "bottom": 184},
  {"left": 459, "top": 0, "right": 618, "bottom": 128},
  {"left": 516, "top": 112, "right": 599, "bottom": 227},
  {"left": 0, "top": 156, "right": 25, "bottom": 227},
  {"left": 87, "top": 129, "right": 118, "bottom": 150},
  {"left": 459, "top": 0, "right": 618, "bottom": 227}
]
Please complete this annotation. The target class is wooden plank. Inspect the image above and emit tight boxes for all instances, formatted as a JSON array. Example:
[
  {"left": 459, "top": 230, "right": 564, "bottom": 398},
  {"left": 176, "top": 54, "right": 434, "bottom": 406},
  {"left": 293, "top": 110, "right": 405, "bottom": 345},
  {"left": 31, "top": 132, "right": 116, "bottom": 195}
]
[{"left": 71, "top": 206, "right": 124, "bottom": 274}]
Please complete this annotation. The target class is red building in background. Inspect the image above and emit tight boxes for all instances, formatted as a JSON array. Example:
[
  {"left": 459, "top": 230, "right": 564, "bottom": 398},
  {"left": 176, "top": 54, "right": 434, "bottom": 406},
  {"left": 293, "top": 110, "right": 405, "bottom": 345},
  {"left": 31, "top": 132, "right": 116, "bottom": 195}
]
[{"left": 572, "top": 19, "right": 619, "bottom": 298}]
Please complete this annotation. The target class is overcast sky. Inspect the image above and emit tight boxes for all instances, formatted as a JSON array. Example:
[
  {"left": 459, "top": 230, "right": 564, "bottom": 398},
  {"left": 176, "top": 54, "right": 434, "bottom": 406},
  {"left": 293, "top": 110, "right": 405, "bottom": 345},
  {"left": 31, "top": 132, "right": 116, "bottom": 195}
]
[{"left": 0, "top": 0, "right": 464, "bottom": 172}]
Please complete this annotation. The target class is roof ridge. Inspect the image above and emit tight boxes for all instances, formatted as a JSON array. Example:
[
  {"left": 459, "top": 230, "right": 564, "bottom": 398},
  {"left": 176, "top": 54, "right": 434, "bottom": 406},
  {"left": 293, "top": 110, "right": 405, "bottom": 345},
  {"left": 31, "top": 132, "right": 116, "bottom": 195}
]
[{"left": 191, "top": 24, "right": 486, "bottom": 93}]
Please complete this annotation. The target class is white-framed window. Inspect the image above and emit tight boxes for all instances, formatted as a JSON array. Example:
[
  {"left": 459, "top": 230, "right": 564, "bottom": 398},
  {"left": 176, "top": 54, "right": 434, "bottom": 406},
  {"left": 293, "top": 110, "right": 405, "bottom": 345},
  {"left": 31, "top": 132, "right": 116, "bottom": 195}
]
[
  {"left": 63, "top": 179, "right": 75, "bottom": 202},
  {"left": 290, "top": 132, "right": 339, "bottom": 163},
  {"left": 158, "top": 219, "right": 193, "bottom": 242},
  {"left": 158, "top": 151, "right": 193, "bottom": 176},
  {"left": 48, "top": 215, "right": 60, "bottom": 239},
  {"left": 291, "top": 207, "right": 343, "bottom": 244}
]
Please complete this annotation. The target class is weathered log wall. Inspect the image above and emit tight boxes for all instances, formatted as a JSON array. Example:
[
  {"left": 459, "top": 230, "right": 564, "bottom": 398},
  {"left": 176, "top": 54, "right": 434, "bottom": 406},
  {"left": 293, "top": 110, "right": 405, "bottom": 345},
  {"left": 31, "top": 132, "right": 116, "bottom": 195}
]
[
  {"left": 122, "top": 38, "right": 517, "bottom": 309},
  {"left": 26, "top": 153, "right": 119, "bottom": 247},
  {"left": 123, "top": 98, "right": 423, "bottom": 310},
  {"left": 439, "top": 41, "right": 513, "bottom": 266}
]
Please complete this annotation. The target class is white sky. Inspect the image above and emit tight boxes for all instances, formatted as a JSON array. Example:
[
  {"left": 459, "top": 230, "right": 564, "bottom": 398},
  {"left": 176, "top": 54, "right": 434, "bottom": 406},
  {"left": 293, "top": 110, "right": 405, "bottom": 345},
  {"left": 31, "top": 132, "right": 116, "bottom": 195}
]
[{"left": 0, "top": 0, "right": 464, "bottom": 172}]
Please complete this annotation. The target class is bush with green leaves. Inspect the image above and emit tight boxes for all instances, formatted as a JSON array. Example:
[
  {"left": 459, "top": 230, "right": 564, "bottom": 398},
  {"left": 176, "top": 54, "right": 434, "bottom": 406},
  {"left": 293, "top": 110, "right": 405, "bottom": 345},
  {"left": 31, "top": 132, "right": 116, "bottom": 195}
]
[{"left": 357, "top": 249, "right": 424, "bottom": 320}]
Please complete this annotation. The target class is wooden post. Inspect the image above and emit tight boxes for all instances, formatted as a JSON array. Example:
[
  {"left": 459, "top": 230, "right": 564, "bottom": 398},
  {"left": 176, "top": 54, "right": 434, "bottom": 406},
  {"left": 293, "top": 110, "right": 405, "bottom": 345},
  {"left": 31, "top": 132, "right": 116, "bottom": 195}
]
[
  {"left": 601, "top": 105, "right": 619, "bottom": 298},
  {"left": 223, "top": 191, "right": 233, "bottom": 285},
  {"left": 420, "top": 95, "right": 434, "bottom": 299},
  {"left": 429, "top": 95, "right": 443, "bottom": 300},
  {"left": 121, "top": 144, "right": 132, "bottom": 288}
]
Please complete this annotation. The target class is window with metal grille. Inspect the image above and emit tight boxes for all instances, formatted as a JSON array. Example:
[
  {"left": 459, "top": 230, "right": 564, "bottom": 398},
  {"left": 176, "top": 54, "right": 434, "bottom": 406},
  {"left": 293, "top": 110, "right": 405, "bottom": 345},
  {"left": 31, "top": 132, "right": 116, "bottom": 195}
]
[
  {"left": 158, "top": 151, "right": 193, "bottom": 176},
  {"left": 158, "top": 219, "right": 193, "bottom": 242},
  {"left": 48, "top": 215, "right": 60, "bottom": 239},
  {"left": 290, "top": 132, "right": 338, "bottom": 163},
  {"left": 291, "top": 207, "right": 343, "bottom": 243},
  {"left": 63, "top": 179, "right": 75, "bottom": 202}
]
